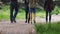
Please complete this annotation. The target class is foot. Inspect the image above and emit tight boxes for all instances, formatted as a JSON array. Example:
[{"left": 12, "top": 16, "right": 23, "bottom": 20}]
[
  {"left": 10, "top": 19, "right": 13, "bottom": 23},
  {"left": 14, "top": 20, "right": 16, "bottom": 23},
  {"left": 25, "top": 21, "right": 27, "bottom": 23},
  {"left": 11, "top": 21, "right": 13, "bottom": 23}
]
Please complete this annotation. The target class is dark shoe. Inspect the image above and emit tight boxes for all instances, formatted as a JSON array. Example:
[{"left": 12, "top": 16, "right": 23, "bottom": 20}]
[
  {"left": 25, "top": 21, "right": 27, "bottom": 23},
  {"left": 14, "top": 20, "right": 16, "bottom": 23},
  {"left": 10, "top": 19, "right": 13, "bottom": 23},
  {"left": 11, "top": 21, "right": 13, "bottom": 23}
]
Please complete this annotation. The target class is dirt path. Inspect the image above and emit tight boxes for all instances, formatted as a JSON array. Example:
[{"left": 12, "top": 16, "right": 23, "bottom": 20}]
[
  {"left": 36, "top": 14, "right": 60, "bottom": 23},
  {"left": 0, "top": 14, "right": 60, "bottom": 34},
  {"left": 0, "top": 20, "right": 35, "bottom": 34}
]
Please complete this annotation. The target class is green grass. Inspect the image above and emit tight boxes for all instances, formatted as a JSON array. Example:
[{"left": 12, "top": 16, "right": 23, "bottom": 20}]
[
  {"left": 34, "top": 22, "right": 60, "bottom": 34},
  {"left": 51, "top": 6, "right": 60, "bottom": 15}
]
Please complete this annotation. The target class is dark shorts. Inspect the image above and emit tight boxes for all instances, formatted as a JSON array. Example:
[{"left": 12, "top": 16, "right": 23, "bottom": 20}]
[{"left": 29, "top": 8, "right": 36, "bottom": 14}]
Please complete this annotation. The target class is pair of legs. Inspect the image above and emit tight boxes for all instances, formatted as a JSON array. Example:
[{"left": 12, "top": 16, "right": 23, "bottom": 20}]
[
  {"left": 29, "top": 8, "right": 36, "bottom": 24},
  {"left": 25, "top": 5, "right": 30, "bottom": 23},
  {"left": 46, "top": 10, "right": 52, "bottom": 23},
  {"left": 10, "top": 3, "right": 18, "bottom": 23},
  {"left": 25, "top": 10, "right": 30, "bottom": 23}
]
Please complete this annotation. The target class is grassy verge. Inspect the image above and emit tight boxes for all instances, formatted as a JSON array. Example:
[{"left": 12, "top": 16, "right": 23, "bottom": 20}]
[{"left": 34, "top": 22, "right": 60, "bottom": 34}]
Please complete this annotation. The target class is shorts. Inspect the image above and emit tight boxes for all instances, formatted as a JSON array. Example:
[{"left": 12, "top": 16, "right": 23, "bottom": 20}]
[{"left": 29, "top": 8, "right": 36, "bottom": 14}]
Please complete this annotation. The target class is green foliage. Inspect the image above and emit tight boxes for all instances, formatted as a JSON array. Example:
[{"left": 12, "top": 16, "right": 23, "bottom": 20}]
[
  {"left": 34, "top": 22, "right": 60, "bottom": 34},
  {"left": 51, "top": 6, "right": 60, "bottom": 15}
]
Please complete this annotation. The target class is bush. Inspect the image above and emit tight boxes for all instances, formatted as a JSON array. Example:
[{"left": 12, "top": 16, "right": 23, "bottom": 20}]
[{"left": 51, "top": 6, "right": 60, "bottom": 15}]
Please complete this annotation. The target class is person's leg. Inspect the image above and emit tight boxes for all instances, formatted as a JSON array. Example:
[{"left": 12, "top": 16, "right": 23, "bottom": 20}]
[
  {"left": 13, "top": 7, "right": 18, "bottom": 23},
  {"left": 46, "top": 10, "right": 48, "bottom": 23},
  {"left": 33, "top": 13, "right": 36, "bottom": 23},
  {"left": 10, "top": 3, "right": 14, "bottom": 23},
  {"left": 49, "top": 10, "right": 52, "bottom": 23},
  {"left": 27, "top": 7, "right": 30, "bottom": 23},
  {"left": 25, "top": 9, "right": 29, "bottom": 23},
  {"left": 30, "top": 13, "right": 32, "bottom": 24},
  {"left": 48, "top": 10, "right": 52, "bottom": 28},
  {"left": 29, "top": 8, "right": 32, "bottom": 24},
  {"left": 28, "top": 13, "right": 30, "bottom": 23},
  {"left": 33, "top": 8, "right": 36, "bottom": 23}
]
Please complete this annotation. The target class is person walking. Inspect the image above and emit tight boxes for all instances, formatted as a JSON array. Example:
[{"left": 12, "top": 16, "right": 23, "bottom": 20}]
[
  {"left": 44, "top": 0, "right": 55, "bottom": 23},
  {"left": 25, "top": 0, "right": 30, "bottom": 23},
  {"left": 29, "top": 0, "right": 38, "bottom": 24},
  {"left": 10, "top": 0, "right": 19, "bottom": 23}
]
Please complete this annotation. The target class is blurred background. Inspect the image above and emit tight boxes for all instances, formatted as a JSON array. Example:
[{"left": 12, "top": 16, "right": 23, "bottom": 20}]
[{"left": 0, "top": 0, "right": 60, "bottom": 20}]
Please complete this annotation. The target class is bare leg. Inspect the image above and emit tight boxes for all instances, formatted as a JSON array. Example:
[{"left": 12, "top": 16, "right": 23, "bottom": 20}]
[
  {"left": 34, "top": 13, "right": 36, "bottom": 23},
  {"left": 28, "top": 13, "right": 30, "bottom": 23},
  {"left": 30, "top": 13, "right": 32, "bottom": 24}
]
